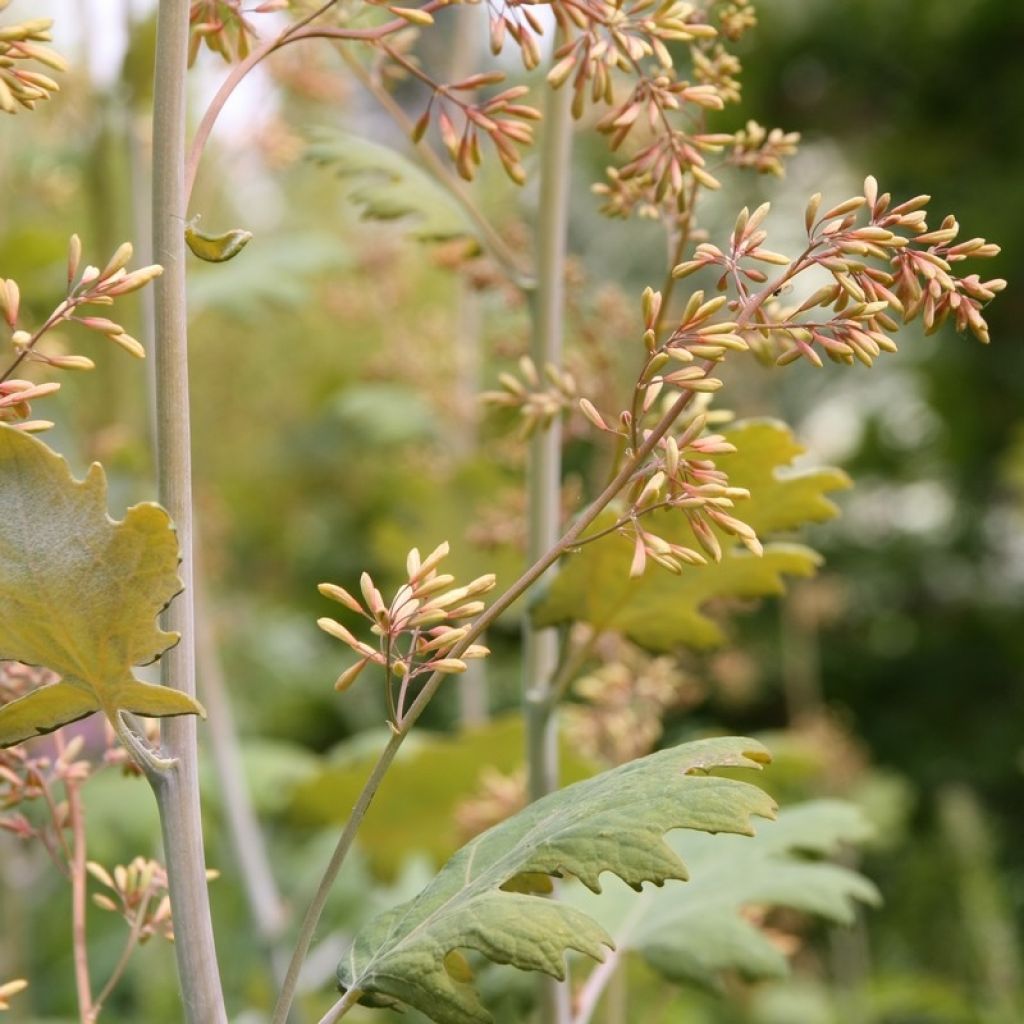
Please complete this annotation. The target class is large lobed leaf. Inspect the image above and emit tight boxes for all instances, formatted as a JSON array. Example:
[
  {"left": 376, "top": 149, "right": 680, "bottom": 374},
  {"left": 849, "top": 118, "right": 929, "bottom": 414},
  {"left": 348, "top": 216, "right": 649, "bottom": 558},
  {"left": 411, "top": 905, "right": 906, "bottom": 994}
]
[
  {"left": 0, "top": 426, "right": 203, "bottom": 746},
  {"left": 337, "top": 736, "right": 775, "bottom": 1024},
  {"left": 534, "top": 419, "right": 850, "bottom": 650},
  {"left": 568, "top": 799, "right": 880, "bottom": 988},
  {"left": 308, "top": 129, "right": 478, "bottom": 243}
]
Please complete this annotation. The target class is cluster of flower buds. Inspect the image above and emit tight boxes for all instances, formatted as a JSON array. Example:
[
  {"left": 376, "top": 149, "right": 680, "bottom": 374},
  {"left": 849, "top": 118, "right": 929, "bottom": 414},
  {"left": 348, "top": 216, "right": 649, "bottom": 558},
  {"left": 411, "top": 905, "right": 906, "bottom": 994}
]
[
  {"left": 188, "top": 0, "right": 287, "bottom": 66},
  {"left": 480, "top": 355, "right": 578, "bottom": 438},
  {"left": 0, "top": 236, "right": 162, "bottom": 430},
  {"left": 726, "top": 119, "right": 800, "bottom": 177},
  {"left": 318, "top": 543, "right": 495, "bottom": 717},
  {"left": 527, "top": 1, "right": 793, "bottom": 222},
  {"left": 0, "top": 730, "right": 90, "bottom": 850},
  {"left": 0, "top": 8, "right": 66, "bottom": 115},
  {"left": 673, "top": 179, "right": 1004, "bottom": 368},
  {"left": 567, "top": 636, "right": 701, "bottom": 764},
  {"left": 88, "top": 857, "right": 182, "bottom": 943},
  {"left": 412, "top": 77, "right": 540, "bottom": 185}
]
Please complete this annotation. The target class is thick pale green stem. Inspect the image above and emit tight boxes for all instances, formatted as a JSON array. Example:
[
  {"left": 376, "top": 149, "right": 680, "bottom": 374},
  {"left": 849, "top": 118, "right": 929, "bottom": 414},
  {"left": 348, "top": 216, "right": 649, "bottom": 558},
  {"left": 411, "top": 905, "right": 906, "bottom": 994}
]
[
  {"left": 525, "top": 76, "right": 575, "bottom": 1024},
  {"left": 149, "top": 3, "right": 226, "bottom": 1020}
]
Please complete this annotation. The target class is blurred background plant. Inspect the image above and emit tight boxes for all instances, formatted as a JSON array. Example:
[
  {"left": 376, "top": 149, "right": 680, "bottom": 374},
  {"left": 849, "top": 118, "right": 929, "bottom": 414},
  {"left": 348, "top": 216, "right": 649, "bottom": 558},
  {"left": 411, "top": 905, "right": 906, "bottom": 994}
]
[{"left": 0, "top": 0, "right": 1020, "bottom": 1022}]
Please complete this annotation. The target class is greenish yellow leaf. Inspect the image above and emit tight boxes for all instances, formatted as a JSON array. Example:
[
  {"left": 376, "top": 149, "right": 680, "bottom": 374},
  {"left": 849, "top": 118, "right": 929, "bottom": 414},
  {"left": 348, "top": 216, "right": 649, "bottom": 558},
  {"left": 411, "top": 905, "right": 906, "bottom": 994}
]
[
  {"left": 533, "top": 419, "right": 849, "bottom": 650},
  {"left": 337, "top": 736, "right": 775, "bottom": 1024},
  {"left": 717, "top": 419, "right": 851, "bottom": 535},
  {"left": 0, "top": 426, "right": 203, "bottom": 746},
  {"left": 185, "top": 220, "right": 253, "bottom": 263}
]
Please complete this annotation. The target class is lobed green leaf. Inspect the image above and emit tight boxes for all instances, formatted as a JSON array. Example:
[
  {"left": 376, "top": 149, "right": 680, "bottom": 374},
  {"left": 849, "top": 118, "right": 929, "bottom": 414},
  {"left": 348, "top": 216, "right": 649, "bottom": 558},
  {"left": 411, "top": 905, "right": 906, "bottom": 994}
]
[{"left": 337, "top": 736, "right": 775, "bottom": 1023}]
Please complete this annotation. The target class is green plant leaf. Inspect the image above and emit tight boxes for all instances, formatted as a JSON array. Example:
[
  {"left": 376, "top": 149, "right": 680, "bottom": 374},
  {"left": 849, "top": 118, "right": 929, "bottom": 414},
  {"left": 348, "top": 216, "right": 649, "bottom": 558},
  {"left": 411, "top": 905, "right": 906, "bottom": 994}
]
[
  {"left": 308, "top": 129, "right": 478, "bottom": 243},
  {"left": 533, "top": 419, "right": 850, "bottom": 650},
  {"left": 0, "top": 426, "right": 203, "bottom": 746},
  {"left": 568, "top": 799, "right": 880, "bottom": 989},
  {"left": 336, "top": 736, "right": 775, "bottom": 1024}
]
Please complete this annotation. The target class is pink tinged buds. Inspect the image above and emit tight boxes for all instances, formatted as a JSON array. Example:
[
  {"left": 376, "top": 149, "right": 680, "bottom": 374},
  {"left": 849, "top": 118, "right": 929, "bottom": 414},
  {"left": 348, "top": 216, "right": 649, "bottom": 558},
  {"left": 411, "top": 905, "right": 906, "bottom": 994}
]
[
  {"left": 47, "top": 353, "right": 95, "bottom": 371},
  {"left": 334, "top": 659, "right": 369, "bottom": 692},
  {"left": 100, "top": 242, "right": 133, "bottom": 281},
  {"left": 579, "top": 398, "right": 609, "bottom": 432},
  {"left": 431, "top": 658, "right": 468, "bottom": 675},
  {"left": 0, "top": 380, "right": 59, "bottom": 407},
  {"left": 108, "top": 333, "right": 145, "bottom": 359},
  {"left": 102, "top": 264, "right": 163, "bottom": 296},
  {"left": 318, "top": 582, "right": 365, "bottom": 615},
  {"left": 388, "top": 6, "right": 434, "bottom": 25},
  {"left": 67, "top": 234, "right": 81, "bottom": 285},
  {"left": 0, "top": 278, "right": 19, "bottom": 327},
  {"left": 629, "top": 534, "right": 647, "bottom": 578}
]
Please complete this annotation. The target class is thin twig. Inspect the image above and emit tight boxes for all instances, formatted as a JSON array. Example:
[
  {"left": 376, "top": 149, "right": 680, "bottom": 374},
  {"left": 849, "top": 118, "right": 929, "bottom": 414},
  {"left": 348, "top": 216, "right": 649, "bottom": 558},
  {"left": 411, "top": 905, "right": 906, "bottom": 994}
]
[{"left": 67, "top": 779, "right": 93, "bottom": 1023}]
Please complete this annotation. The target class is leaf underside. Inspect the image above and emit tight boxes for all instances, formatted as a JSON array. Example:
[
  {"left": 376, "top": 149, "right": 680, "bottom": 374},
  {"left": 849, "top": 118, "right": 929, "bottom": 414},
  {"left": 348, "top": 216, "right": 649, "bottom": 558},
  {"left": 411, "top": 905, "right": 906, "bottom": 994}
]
[
  {"left": 568, "top": 799, "right": 881, "bottom": 988},
  {"left": 308, "top": 129, "right": 479, "bottom": 243},
  {"left": 534, "top": 419, "right": 851, "bottom": 650},
  {"left": 0, "top": 426, "right": 203, "bottom": 747},
  {"left": 337, "top": 736, "right": 776, "bottom": 1024}
]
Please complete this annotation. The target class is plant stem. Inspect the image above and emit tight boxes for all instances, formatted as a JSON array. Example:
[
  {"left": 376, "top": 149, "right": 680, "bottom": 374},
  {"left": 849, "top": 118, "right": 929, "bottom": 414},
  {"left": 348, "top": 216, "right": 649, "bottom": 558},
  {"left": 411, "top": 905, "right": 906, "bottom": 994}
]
[
  {"left": 67, "top": 780, "right": 93, "bottom": 1023},
  {"left": 525, "top": 56, "right": 576, "bottom": 1024},
  {"left": 149, "top": 3, "right": 227, "bottom": 1021}
]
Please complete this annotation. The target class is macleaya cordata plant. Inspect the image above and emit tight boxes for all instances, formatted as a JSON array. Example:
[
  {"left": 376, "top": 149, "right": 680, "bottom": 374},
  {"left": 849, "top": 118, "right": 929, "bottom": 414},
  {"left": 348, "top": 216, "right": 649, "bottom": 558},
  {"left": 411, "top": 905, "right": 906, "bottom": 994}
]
[{"left": 0, "top": 2, "right": 1006, "bottom": 1024}]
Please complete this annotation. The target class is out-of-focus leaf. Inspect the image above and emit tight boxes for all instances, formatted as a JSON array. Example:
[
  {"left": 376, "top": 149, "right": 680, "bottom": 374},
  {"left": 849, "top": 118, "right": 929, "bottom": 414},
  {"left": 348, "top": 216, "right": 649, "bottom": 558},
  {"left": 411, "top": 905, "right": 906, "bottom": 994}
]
[
  {"left": 568, "top": 800, "right": 880, "bottom": 988},
  {"left": 0, "top": 426, "right": 202, "bottom": 747},
  {"left": 337, "top": 736, "right": 775, "bottom": 1024},
  {"left": 717, "top": 419, "right": 851, "bottom": 535},
  {"left": 308, "top": 129, "right": 478, "bottom": 243},
  {"left": 533, "top": 419, "right": 849, "bottom": 650},
  {"left": 288, "top": 714, "right": 596, "bottom": 876},
  {"left": 535, "top": 527, "right": 821, "bottom": 650}
]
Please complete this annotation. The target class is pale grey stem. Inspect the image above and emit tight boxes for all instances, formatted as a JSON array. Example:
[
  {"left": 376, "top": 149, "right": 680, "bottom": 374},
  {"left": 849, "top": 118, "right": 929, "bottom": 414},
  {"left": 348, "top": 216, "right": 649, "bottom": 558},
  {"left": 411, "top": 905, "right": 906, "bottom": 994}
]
[
  {"left": 148, "top": 2, "right": 227, "bottom": 1020},
  {"left": 525, "top": 70, "right": 576, "bottom": 1024}
]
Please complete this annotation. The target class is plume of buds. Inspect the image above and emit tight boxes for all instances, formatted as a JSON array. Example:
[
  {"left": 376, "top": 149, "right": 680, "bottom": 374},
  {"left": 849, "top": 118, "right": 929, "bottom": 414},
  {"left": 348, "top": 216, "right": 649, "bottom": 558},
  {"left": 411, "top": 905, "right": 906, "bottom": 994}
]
[
  {"left": 318, "top": 542, "right": 495, "bottom": 724},
  {"left": 188, "top": 0, "right": 287, "bottom": 66},
  {"left": 87, "top": 857, "right": 196, "bottom": 943},
  {"left": 567, "top": 636, "right": 702, "bottom": 765},
  {"left": 673, "top": 179, "right": 1005, "bottom": 367},
  {"left": 480, "top": 355, "right": 577, "bottom": 438},
  {"left": 0, "top": 9, "right": 66, "bottom": 115},
  {"left": 0, "top": 236, "right": 162, "bottom": 431}
]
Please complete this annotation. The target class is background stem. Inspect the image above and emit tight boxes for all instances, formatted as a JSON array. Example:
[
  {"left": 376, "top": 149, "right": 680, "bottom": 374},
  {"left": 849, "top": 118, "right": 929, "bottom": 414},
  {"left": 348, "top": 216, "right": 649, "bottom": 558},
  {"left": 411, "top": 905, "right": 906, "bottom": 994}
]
[
  {"left": 525, "top": 72, "right": 575, "bottom": 1024},
  {"left": 149, "top": 2, "right": 226, "bottom": 1020}
]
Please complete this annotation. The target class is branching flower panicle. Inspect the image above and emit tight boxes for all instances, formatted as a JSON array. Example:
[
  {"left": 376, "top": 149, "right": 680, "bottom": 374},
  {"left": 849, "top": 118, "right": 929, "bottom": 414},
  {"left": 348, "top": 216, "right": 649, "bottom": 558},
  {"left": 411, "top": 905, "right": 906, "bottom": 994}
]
[
  {"left": 87, "top": 857, "right": 191, "bottom": 943},
  {"left": 0, "top": 236, "right": 162, "bottom": 431},
  {"left": 0, "top": 6, "right": 66, "bottom": 115},
  {"left": 189, "top": 0, "right": 287, "bottom": 66},
  {"left": 673, "top": 178, "right": 1004, "bottom": 367},
  {"left": 318, "top": 542, "right": 495, "bottom": 725},
  {"left": 480, "top": 355, "right": 578, "bottom": 438}
]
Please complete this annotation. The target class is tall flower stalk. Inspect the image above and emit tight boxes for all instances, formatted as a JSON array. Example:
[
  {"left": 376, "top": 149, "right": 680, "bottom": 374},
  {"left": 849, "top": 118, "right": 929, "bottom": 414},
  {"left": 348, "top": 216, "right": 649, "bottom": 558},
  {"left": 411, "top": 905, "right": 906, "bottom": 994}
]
[{"left": 149, "top": 1, "right": 226, "bottom": 1019}]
